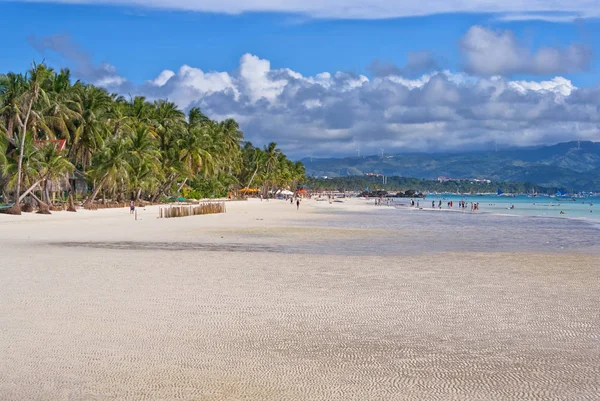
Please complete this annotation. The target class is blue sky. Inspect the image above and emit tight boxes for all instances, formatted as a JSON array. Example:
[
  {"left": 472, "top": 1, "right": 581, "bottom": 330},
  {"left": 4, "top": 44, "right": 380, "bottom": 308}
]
[{"left": 2, "top": 1, "right": 600, "bottom": 157}]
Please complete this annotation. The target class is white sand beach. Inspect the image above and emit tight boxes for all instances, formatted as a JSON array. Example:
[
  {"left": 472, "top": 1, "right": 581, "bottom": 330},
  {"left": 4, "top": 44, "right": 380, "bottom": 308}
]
[{"left": 1, "top": 199, "right": 599, "bottom": 400}]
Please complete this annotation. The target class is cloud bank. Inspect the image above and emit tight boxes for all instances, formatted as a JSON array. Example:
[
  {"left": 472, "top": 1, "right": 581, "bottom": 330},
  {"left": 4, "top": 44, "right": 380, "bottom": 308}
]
[
  {"left": 133, "top": 54, "right": 598, "bottom": 158},
  {"left": 460, "top": 26, "right": 592, "bottom": 76},
  {"left": 12, "top": 0, "right": 600, "bottom": 20},
  {"left": 30, "top": 32, "right": 600, "bottom": 158}
]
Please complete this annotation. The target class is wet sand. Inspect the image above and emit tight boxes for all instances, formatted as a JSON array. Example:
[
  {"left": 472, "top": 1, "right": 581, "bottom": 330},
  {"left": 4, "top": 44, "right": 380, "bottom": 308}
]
[{"left": 1, "top": 199, "right": 599, "bottom": 400}]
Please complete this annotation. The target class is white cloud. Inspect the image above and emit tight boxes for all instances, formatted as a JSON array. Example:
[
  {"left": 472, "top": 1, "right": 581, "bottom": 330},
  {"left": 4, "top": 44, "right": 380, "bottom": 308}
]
[
  {"left": 145, "top": 64, "right": 238, "bottom": 108},
  {"left": 111, "top": 52, "right": 600, "bottom": 157},
  {"left": 509, "top": 77, "right": 576, "bottom": 96},
  {"left": 459, "top": 26, "right": 592, "bottom": 76},
  {"left": 15, "top": 0, "right": 600, "bottom": 20},
  {"left": 149, "top": 70, "right": 175, "bottom": 86},
  {"left": 239, "top": 54, "right": 287, "bottom": 103}
]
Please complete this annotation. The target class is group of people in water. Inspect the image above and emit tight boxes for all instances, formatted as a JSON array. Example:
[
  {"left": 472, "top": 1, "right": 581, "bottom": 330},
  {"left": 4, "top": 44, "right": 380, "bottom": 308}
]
[
  {"left": 374, "top": 198, "right": 392, "bottom": 206},
  {"left": 407, "top": 199, "right": 480, "bottom": 211}
]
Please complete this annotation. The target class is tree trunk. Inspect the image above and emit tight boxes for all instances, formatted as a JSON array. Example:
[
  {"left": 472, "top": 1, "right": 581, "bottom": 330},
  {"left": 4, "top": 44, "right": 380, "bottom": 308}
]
[
  {"left": 43, "top": 180, "right": 51, "bottom": 205},
  {"left": 67, "top": 193, "right": 77, "bottom": 212},
  {"left": 7, "top": 118, "right": 14, "bottom": 142},
  {"left": 18, "top": 179, "right": 44, "bottom": 203},
  {"left": 30, "top": 192, "right": 51, "bottom": 214},
  {"left": 177, "top": 178, "right": 188, "bottom": 194},
  {"left": 86, "top": 175, "right": 108, "bottom": 206},
  {"left": 151, "top": 173, "right": 177, "bottom": 203},
  {"left": 245, "top": 164, "right": 260, "bottom": 196},
  {"left": 14, "top": 89, "right": 38, "bottom": 204}
]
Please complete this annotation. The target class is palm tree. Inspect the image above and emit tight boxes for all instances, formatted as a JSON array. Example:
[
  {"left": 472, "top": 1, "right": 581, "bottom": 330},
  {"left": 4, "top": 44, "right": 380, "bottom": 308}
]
[
  {"left": 127, "top": 122, "right": 160, "bottom": 200},
  {"left": 37, "top": 143, "right": 74, "bottom": 205},
  {"left": 86, "top": 137, "right": 131, "bottom": 205},
  {"left": 0, "top": 72, "right": 26, "bottom": 142},
  {"left": 41, "top": 68, "right": 80, "bottom": 142},
  {"left": 187, "top": 107, "right": 210, "bottom": 127},
  {"left": 70, "top": 84, "right": 112, "bottom": 169},
  {"left": 14, "top": 62, "right": 53, "bottom": 206},
  {"left": 262, "top": 142, "right": 282, "bottom": 196}
]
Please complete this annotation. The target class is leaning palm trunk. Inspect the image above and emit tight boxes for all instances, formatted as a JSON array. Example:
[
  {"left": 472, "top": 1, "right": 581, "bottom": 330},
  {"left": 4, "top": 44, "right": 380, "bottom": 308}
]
[
  {"left": 151, "top": 173, "right": 178, "bottom": 202},
  {"left": 244, "top": 164, "right": 260, "bottom": 197},
  {"left": 29, "top": 192, "right": 51, "bottom": 214},
  {"left": 85, "top": 175, "right": 109, "bottom": 206},
  {"left": 14, "top": 88, "right": 38, "bottom": 204},
  {"left": 177, "top": 178, "right": 188, "bottom": 194},
  {"left": 18, "top": 178, "right": 44, "bottom": 203}
]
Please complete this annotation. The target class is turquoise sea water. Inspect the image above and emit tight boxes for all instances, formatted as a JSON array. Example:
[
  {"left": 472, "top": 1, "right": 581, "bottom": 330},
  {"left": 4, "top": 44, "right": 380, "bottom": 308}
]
[{"left": 397, "top": 195, "right": 600, "bottom": 222}]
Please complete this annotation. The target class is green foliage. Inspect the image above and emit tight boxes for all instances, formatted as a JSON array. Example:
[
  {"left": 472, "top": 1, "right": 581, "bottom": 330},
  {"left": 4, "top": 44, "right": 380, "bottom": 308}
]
[{"left": 0, "top": 62, "right": 305, "bottom": 205}]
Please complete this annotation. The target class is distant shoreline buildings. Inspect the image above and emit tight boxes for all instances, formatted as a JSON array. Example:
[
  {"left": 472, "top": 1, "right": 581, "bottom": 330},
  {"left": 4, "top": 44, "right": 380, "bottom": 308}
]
[{"left": 437, "top": 176, "right": 491, "bottom": 184}]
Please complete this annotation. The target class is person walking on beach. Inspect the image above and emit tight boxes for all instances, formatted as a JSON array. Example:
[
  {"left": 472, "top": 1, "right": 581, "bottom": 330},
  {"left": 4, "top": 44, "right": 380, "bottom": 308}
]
[
  {"left": 130, "top": 200, "right": 135, "bottom": 215},
  {"left": 296, "top": 199, "right": 300, "bottom": 210}
]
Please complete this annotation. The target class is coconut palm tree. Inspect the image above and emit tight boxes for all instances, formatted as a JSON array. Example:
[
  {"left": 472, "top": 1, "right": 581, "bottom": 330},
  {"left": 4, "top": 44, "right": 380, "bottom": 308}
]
[
  {"left": 0, "top": 72, "right": 27, "bottom": 142},
  {"left": 13, "top": 63, "right": 53, "bottom": 206},
  {"left": 41, "top": 68, "right": 80, "bottom": 142},
  {"left": 70, "top": 84, "right": 112, "bottom": 170},
  {"left": 86, "top": 137, "right": 131, "bottom": 205},
  {"left": 37, "top": 143, "right": 74, "bottom": 204},
  {"left": 127, "top": 122, "right": 161, "bottom": 200}
]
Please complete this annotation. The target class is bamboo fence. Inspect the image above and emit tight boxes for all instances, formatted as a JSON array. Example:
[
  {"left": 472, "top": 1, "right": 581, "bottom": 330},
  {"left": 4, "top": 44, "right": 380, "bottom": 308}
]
[{"left": 159, "top": 202, "right": 226, "bottom": 219}]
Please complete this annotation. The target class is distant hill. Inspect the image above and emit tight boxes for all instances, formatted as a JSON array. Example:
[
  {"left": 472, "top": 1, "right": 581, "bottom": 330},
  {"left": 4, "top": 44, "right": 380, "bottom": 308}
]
[{"left": 302, "top": 141, "right": 600, "bottom": 191}]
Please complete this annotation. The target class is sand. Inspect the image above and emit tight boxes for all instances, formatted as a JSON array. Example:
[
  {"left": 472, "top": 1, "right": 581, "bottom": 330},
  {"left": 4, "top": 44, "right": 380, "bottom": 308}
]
[{"left": 1, "top": 199, "right": 599, "bottom": 400}]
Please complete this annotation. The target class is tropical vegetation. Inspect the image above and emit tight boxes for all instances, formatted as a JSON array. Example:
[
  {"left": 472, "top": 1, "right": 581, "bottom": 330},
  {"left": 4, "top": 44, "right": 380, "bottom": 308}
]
[{"left": 0, "top": 63, "right": 305, "bottom": 214}]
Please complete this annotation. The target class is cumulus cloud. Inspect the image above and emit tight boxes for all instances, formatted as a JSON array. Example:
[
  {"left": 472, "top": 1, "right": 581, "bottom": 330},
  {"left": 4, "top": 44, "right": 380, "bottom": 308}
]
[
  {"left": 28, "top": 34, "right": 126, "bottom": 88},
  {"left": 459, "top": 26, "right": 592, "bottom": 76},
  {"left": 13, "top": 0, "right": 600, "bottom": 20},
  {"left": 129, "top": 53, "right": 600, "bottom": 158}
]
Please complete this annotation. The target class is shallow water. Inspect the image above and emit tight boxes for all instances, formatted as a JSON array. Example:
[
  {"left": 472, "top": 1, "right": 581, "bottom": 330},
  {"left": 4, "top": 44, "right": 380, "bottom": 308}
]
[
  {"left": 400, "top": 195, "right": 600, "bottom": 220},
  {"left": 301, "top": 205, "right": 600, "bottom": 256}
]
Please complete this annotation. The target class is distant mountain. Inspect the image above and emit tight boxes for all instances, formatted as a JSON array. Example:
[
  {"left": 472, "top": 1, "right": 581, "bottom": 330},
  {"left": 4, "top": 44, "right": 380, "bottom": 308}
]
[{"left": 302, "top": 141, "right": 600, "bottom": 191}]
